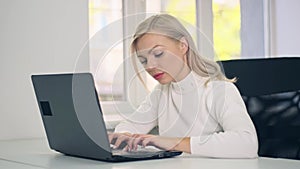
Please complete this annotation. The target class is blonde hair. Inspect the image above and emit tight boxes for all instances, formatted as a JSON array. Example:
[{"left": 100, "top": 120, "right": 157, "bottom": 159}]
[{"left": 130, "top": 14, "right": 235, "bottom": 88}]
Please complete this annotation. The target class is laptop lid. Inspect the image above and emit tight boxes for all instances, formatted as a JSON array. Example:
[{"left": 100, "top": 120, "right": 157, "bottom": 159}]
[{"left": 31, "top": 73, "right": 113, "bottom": 161}]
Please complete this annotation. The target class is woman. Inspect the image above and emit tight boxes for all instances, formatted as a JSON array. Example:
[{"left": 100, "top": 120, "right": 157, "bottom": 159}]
[{"left": 109, "top": 14, "right": 258, "bottom": 158}]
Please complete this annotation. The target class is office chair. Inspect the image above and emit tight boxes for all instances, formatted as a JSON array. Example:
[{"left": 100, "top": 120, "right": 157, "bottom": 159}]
[{"left": 219, "top": 57, "right": 300, "bottom": 160}]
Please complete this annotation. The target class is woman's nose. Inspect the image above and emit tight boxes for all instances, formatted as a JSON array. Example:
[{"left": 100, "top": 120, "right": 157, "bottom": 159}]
[{"left": 145, "top": 58, "right": 158, "bottom": 70}]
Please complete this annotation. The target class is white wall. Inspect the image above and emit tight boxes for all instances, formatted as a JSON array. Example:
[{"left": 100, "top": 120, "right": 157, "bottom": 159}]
[
  {"left": 271, "top": 0, "right": 300, "bottom": 56},
  {"left": 0, "top": 0, "right": 89, "bottom": 140}
]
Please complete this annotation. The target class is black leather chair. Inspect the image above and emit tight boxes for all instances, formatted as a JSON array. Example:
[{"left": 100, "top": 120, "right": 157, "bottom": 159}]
[{"left": 219, "top": 57, "right": 300, "bottom": 159}]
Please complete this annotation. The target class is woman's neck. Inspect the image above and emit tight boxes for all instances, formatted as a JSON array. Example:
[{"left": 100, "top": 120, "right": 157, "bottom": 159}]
[{"left": 173, "top": 64, "right": 191, "bottom": 82}]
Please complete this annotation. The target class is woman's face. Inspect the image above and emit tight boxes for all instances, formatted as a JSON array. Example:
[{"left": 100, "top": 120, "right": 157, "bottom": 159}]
[{"left": 135, "top": 33, "right": 190, "bottom": 84}]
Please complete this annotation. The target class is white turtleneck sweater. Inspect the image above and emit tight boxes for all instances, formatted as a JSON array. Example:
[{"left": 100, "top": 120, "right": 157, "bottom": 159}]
[{"left": 115, "top": 71, "right": 258, "bottom": 158}]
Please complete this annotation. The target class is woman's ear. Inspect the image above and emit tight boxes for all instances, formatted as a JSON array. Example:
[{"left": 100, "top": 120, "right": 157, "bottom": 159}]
[{"left": 179, "top": 37, "right": 189, "bottom": 55}]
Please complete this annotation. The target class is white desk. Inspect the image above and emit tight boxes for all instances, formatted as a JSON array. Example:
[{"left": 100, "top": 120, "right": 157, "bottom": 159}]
[{"left": 1, "top": 138, "right": 300, "bottom": 169}]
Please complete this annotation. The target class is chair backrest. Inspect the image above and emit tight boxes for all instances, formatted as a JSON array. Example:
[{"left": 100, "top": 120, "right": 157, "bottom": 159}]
[{"left": 219, "top": 57, "right": 300, "bottom": 159}]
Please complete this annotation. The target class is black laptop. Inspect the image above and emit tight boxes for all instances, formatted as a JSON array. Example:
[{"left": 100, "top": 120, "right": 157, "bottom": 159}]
[{"left": 31, "top": 73, "right": 182, "bottom": 162}]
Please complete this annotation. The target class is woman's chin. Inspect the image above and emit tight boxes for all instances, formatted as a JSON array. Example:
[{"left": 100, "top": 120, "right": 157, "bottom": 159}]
[{"left": 156, "top": 79, "right": 172, "bottom": 85}]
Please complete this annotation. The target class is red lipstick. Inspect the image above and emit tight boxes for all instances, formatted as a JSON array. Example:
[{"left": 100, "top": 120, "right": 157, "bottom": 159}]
[{"left": 153, "top": 72, "right": 164, "bottom": 80}]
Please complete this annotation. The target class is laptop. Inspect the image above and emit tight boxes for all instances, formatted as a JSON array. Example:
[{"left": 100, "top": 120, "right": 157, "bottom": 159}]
[{"left": 31, "top": 73, "right": 182, "bottom": 162}]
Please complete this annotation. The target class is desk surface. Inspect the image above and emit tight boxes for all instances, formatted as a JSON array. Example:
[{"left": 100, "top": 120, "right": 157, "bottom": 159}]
[{"left": 0, "top": 138, "right": 300, "bottom": 169}]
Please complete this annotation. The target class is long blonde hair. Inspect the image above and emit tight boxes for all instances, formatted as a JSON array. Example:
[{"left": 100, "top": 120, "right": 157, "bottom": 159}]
[{"left": 130, "top": 14, "right": 235, "bottom": 88}]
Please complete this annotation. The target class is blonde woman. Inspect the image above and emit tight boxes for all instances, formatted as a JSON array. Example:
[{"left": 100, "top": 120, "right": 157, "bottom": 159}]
[{"left": 109, "top": 14, "right": 258, "bottom": 158}]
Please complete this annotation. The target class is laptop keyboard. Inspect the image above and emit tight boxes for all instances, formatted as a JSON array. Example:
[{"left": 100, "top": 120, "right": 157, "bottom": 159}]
[{"left": 112, "top": 145, "right": 162, "bottom": 156}]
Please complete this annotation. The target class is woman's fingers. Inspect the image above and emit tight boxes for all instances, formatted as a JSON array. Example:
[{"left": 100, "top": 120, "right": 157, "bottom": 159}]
[
  {"left": 125, "top": 136, "right": 134, "bottom": 151},
  {"left": 142, "top": 137, "right": 153, "bottom": 147},
  {"left": 130, "top": 134, "right": 156, "bottom": 150},
  {"left": 109, "top": 133, "right": 161, "bottom": 151},
  {"left": 123, "top": 145, "right": 129, "bottom": 151},
  {"left": 132, "top": 137, "right": 144, "bottom": 150},
  {"left": 108, "top": 133, "right": 117, "bottom": 144},
  {"left": 114, "top": 134, "right": 129, "bottom": 148},
  {"left": 125, "top": 135, "right": 144, "bottom": 151},
  {"left": 109, "top": 133, "right": 132, "bottom": 149}
]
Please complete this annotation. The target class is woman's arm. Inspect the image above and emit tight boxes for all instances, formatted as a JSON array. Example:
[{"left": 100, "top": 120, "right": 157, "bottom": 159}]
[{"left": 189, "top": 82, "right": 258, "bottom": 158}]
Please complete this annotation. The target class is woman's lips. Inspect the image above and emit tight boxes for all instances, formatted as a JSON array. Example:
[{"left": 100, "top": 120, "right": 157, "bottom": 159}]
[{"left": 153, "top": 72, "right": 164, "bottom": 80}]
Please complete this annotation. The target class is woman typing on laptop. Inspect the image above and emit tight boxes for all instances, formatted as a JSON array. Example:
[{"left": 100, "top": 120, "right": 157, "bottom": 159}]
[{"left": 109, "top": 14, "right": 258, "bottom": 158}]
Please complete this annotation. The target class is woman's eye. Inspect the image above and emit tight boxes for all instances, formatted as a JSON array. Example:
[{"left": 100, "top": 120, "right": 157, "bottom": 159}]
[
  {"left": 154, "top": 51, "right": 163, "bottom": 57},
  {"left": 139, "top": 58, "right": 147, "bottom": 65}
]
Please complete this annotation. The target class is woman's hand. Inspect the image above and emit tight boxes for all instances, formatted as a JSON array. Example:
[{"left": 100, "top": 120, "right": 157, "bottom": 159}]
[
  {"left": 108, "top": 132, "right": 191, "bottom": 153},
  {"left": 108, "top": 133, "right": 153, "bottom": 151},
  {"left": 127, "top": 134, "right": 191, "bottom": 153}
]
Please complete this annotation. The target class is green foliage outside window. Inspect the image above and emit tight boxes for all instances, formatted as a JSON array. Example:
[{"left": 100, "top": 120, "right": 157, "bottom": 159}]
[{"left": 213, "top": 2, "right": 241, "bottom": 60}]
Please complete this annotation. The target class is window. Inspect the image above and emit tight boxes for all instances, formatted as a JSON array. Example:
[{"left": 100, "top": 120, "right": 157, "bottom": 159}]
[{"left": 89, "top": 0, "right": 124, "bottom": 101}]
